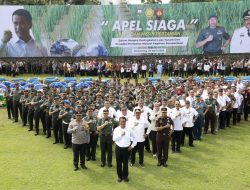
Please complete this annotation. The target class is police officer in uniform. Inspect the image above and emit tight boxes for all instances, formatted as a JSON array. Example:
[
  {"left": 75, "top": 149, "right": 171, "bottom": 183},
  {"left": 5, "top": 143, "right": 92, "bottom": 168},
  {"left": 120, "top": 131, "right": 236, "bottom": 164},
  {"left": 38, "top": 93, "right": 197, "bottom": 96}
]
[
  {"left": 84, "top": 107, "right": 98, "bottom": 161},
  {"left": 4, "top": 85, "right": 14, "bottom": 119},
  {"left": 196, "top": 14, "right": 230, "bottom": 54},
  {"left": 230, "top": 10, "right": 250, "bottom": 53},
  {"left": 204, "top": 91, "right": 220, "bottom": 134},
  {"left": 97, "top": 109, "right": 117, "bottom": 167},
  {"left": 11, "top": 82, "right": 23, "bottom": 122},
  {"left": 32, "top": 90, "right": 46, "bottom": 135},
  {"left": 59, "top": 100, "right": 74, "bottom": 149},
  {"left": 155, "top": 108, "right": 174, "bottom": 167},
  {"left": 26, "top": 90, "right": 35, "bottom": 131},
  {"left": 40, "top": 94, "right": 53, "bottom": 138},
  {"left": 49, "top": 96, "right": 63, "bottom": 144},
  {"left": 67, "top": 112, "right": 90, "bottom": 171},
  {"left": 19, "top": 89, "right": 29, "bottom": 127}
]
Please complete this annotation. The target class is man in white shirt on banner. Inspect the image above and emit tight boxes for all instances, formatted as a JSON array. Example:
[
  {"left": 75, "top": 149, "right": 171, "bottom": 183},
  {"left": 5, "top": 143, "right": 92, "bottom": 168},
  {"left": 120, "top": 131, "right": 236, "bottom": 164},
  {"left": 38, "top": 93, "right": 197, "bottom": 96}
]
[
  {"left": 230, "top": 10, "right": 250, "bottom": 53},
  {"left": 0, "top": 9, "right": 47, "bottom": 57},
  {"left": 181, "top": 101, "right": 198, "bottom": 147},
  {"left": 113, "top": 117, "right": 137, "bottom": 183},
  {"left": 128, "top": 108, "right": 150, "bottom": 168}
]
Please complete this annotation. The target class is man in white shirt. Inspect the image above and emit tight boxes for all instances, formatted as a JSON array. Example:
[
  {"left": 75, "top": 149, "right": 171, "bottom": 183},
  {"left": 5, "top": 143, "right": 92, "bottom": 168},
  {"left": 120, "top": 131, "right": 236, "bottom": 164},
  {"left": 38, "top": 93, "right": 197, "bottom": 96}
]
[
  {"left": 98, "top": 101, "right": 117, "bottom": 119},
  {"left": 217, "top": 89, "right": 230, "bottom": 129},
  {"left": 186, "top": 90, "right": 196, "bottom": 106},
  {"left": 230, "top": 10, "right": 250, "bottom": 53},
  {"left": 116, "top": 106, "right": 133, "bottom": 122},
  {"left": 170, "top": 101, "right": 184, "bottom": 153},
  {"left": 128, "top": 108, "right": 150, "bottom": 168},
  {"left": 181, "top": 101, "right": 198, "bottom": 147},
  {"left": 113, "top": 117, "right": 137, "bottom": 183},
  {"left": 147, "top": 102, "right": 161, "bottom": 157},
  {"left": 0, "top": 9, "right": 48, "bottom": 57}
]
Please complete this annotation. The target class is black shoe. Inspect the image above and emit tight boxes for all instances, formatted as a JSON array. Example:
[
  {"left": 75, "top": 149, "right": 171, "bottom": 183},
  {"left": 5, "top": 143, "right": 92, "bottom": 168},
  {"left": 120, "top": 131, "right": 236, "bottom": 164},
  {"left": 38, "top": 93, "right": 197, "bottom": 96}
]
[
  {"left": 64, "top": 146, "right": 69, "bottom": 149},
  {"left": 157, "top": 163, "right": 162, "bottom": 167},
  {"left": 91, "top": 157, "right": 96, "bottom": 161},
  {"left": 189, "top": 144, "right": 195, "bottom": 147},
  {"left": 100, "top": 163, "right": 105, "bottom": 167},
  {"left": 46, "top": 136, "right": 51, "bottom": 138},
  {"left": 211, "top": 132, "right": 216, "bottom": 135},
  {"left": 86, "top": 157, "right": 90, "bottom": 161},
  {"left": 81, "top": 165, "right": 88, "bottom": 169},
  {"left": 139, "top": 163, "right": 144, "bottom": 168},
  {"left": 163, "top": 163, "right": 168, "bottom": 167},
  {"left": 28, "top": 129, "right": 32, "bottom": 132},
  {"left": 117, "top": 178, "right": 122, "bottom": 183},
  {"left": 108, "top": 163, "right": 112, "bottom": 167},
  {"left": 176, "top": 150, "right": 182, "bottom": 153},
  {"left": 123, "top": 178, "right": 129, "bottom": 182},
  {"left": 197, "top": 138, "right": 202, "bottom": 141},
  {"left": 13, "top": 121, "right": 18, "bottom": 123},
  {"left": 74, "top": 167, "right": 79, "bottom": 171},
  {"left": 60, "top": 141, "right": 64, "bottom": 144},
  {"left": 53, "top": 142, "right": 58, "bottom": 144},
  {"left": 34, "top": 133, "right": 39, "bottom": 136}
]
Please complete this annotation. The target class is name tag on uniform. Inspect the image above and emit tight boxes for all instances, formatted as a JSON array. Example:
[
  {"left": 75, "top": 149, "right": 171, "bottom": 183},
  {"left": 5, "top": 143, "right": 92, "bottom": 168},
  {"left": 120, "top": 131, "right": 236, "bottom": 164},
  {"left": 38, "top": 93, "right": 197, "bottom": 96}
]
[{"left": 217, "top": 31, "right": 223, "bottom": 35}]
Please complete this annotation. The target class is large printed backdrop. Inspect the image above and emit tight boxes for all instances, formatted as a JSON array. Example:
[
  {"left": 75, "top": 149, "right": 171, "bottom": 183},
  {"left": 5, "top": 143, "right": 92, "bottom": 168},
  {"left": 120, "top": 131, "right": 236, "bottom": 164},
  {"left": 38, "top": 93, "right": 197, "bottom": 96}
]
[{"left": 0, "top": 1, "right": 249, "bottom": 57}]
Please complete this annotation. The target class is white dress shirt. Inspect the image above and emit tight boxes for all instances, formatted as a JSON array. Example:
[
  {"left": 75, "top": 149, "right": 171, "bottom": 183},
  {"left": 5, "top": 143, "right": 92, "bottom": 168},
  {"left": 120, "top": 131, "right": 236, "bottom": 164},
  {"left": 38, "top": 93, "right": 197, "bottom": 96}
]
[
  {"left": 0, "top": 38, "right": 48, "bottom": 57},
  {"left": 186, "top": 96, "right": 196, "bottom": 106},
  {"left": 181, "top": 107, "right": 198, "bottom": 128},
  {"left": 98, "top": 106, "right": 117, "bottom": 119},
  {"left": 230, "top": 26, "right": 250, "bottom": 53},
  {"left": 217, "top": 94, "right": 230, "bottom": 111},
  {"left": 170, "top": 108, "right": 184, "bottom": 131},
  {"left": 128, "top": 117, "right": 150, "bottom": 142},
  {"left": 116, "top": 110, "right": 133, "bottom": 122},
  {"left": 147, "top": 110, "right": 161, "bottom": 134},
  {"left": 113, "top": 126, "right": 137, "bottom": 148},
  {"left": 134, "top": 106, "right": 153, "bottom": 119}
]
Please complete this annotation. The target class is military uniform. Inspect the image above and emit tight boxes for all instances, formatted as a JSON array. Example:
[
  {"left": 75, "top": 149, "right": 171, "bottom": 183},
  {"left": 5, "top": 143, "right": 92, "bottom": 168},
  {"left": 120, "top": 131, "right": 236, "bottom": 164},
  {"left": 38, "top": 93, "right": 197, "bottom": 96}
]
[
  {"left": 40, "top": 97, "right": 53, "bottom": 138},
  {"left": 196, "top": 26, "right": 230, "bottom": 54},
  {"left": 84, "top": 115, "right": 98, "bottom": 161},
  {"left": 33, "top": 94, "right": 46, "bottom": 135},
  {"left": 4, "top": 89, "right": 14, "bottom": 119},
  {"left": 11, "top": 87, "right": 23, "bottom": 122},
  {"left": 156, "top": 115, "right": 174, "bottom": 166},
  {"left": 204, "top": 98, "right": 219, "bottom": 134},
  {"left": 26, "top": 93, "right": 35, "bottom": 131},
  {"left": 50, "top": 100, "right": 63, "bottom": 144},
  {"left": 97, "top": 116, "right": 117, "bottom": 166},
  {"left": 19, "top": 93, "right": 29, "bottom": 126},
  {"left": 59, "top": 105, "right": 74, "bottom": 148}
]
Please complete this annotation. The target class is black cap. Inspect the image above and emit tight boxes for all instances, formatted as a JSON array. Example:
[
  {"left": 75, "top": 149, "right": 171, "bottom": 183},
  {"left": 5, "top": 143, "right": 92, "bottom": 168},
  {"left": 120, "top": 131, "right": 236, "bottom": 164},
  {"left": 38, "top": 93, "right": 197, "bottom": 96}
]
[
  {"left": 242, "top": 10, "right": 250, "bottom": 19},
  {"left": 208, "top": 14, "right": 218, "bottom": 20},
  {"left": 161, "top": 107, "right": 167, "bottom": 112},
  {"left": 103, "top": 109, "right": 109, "bottom": 113},
  {"left": 76, "top": 111, "right": 82, "bottom": 116},
  {"left": 134, "top": 108, "right": 141, "bottom": 113}
]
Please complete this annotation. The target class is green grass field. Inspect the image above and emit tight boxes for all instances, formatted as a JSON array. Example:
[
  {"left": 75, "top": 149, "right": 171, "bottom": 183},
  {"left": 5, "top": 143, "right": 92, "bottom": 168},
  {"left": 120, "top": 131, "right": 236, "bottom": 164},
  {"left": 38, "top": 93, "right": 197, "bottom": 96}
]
[{"left": 0, "top": 108, "right": 250, "bottom": 190}]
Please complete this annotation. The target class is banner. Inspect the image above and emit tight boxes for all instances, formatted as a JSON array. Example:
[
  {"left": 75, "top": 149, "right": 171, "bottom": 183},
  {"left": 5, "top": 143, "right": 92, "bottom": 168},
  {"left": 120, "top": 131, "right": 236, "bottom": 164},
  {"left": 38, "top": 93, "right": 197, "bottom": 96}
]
[{"left": 0, "top": 1, "right": 250, "bottom": 57}]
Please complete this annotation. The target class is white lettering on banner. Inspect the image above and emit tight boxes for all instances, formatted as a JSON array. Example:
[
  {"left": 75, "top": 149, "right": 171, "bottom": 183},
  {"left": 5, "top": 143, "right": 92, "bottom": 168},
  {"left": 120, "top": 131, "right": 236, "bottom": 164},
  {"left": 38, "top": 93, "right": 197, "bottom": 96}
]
[
  {"left": 112, "top": 20, "right": 142, "bottom": 31},
  {"left": 132, "top": 49, "right": 166, "bottom": 54},
  {"left": 110, "top": 37, "right": 188, "bottom": 47}
]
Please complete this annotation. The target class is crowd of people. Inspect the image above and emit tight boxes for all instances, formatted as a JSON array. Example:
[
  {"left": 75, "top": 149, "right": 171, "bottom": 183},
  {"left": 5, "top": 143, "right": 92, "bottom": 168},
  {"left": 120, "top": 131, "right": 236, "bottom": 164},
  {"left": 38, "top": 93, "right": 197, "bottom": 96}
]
[
  {"left": 2, "top": 75, "right": 250, "bottom": 182},
  {"left": 1, "top": 56, "right": 250, "bottom": 78}
]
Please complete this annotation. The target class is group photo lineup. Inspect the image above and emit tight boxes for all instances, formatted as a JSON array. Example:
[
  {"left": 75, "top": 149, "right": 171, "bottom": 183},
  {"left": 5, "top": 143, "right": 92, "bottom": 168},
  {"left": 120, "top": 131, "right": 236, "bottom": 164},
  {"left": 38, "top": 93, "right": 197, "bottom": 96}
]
[{"left": 0, "top": 0, "right": 250, "bottom": 190}]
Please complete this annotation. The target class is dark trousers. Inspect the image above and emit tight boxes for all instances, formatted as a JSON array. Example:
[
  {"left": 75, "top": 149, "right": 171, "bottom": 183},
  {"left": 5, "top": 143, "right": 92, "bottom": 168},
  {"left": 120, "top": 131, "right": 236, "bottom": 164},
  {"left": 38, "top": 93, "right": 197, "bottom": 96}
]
[
  {"left": 131, "top": 142, "right": 144, "bottom": 164},
  {"left": 52, "top": 118, "right": 63, "bottom": 143},
  {"left": 6, "top": 100, "right": 14, "bottom": 119},
  {"left": 28, "top": 109, "right": 34, "bottom": 130},
  {"left": 34, "top": 110, "right": 46, "bottom": 135},
  {"left": 86, "top": 132, "right": 98, "bottom": 159},
  {"left": 225, "top": 110, "right": 231, "bottom": 127},
  {"left": 22, "top": 106, "right": 28, "bottom": 126},
  {"left": 62, "top": 123, "right": 71, "bottom": 147},
  {"left": 141, "top": 70, "right": 146, "bottom": 78},
  {"left": 115, "top": 146, "right": 129, "bottom": 179},
  {"left": 204, "top": 112, "right": 216, "bottom": 133},
  {"left": 149, "top": 131, "right": 157, "bottom": 155},
  {"left": 46, "top": 113, "right": 52, "bottom": 137},
  {"left": 72, "top": 143, "right": 86, "bottom": 167},
  {"left": 100, "top": 134, "right": 113, "bottom": 164},
  {"left": 13, "top": 100, "right": 20, "bottom": 122},
  {"left": 171, "top": 130, "right": 182, "bottom": 151},
  {"left": 144, "top": 128, "right": 150, "bottom": 151},
  {"left": 148, "top": 71, "right": 154, "bottom": 77},
  {"left": 244, "top": 105, "right": 249, "bottom": 121},
  {"left": 181, "top": 127, "right": 194, "bottom": 146},
  {"left": 19, "top": 103, "right": 22, "bottom": 121},
  {"left": 232, "top": 108, "right": 238, "bottom": 125},
  {"left": 219, "top": 111, "right": 226, "bottom": 129},
  {"left": 156, "top": 133, "right": 169, "bottom": 164},
  {"left": 193, "top": 114, "right": 204, "bottom": 139}
]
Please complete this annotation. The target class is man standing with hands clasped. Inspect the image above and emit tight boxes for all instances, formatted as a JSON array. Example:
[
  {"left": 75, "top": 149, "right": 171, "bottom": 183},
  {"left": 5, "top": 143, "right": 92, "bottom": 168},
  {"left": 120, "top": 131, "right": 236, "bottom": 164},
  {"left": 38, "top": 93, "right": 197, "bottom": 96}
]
[
  {"left": 113, "top": 117, "right": 137, "bottom": 183},
  {"left": 67, "top": 112, "right": 90, "bottom": 171}
]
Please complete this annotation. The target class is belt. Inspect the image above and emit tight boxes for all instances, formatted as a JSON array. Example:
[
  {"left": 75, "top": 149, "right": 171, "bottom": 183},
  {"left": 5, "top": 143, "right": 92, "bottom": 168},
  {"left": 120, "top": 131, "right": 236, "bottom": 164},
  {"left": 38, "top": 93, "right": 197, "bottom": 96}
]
[
  {"left": 101, "top": 133, "right": 111, "bottom": 136},
  {"left": 116, "top": 145, "right": 129, "bottom": 149}
]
